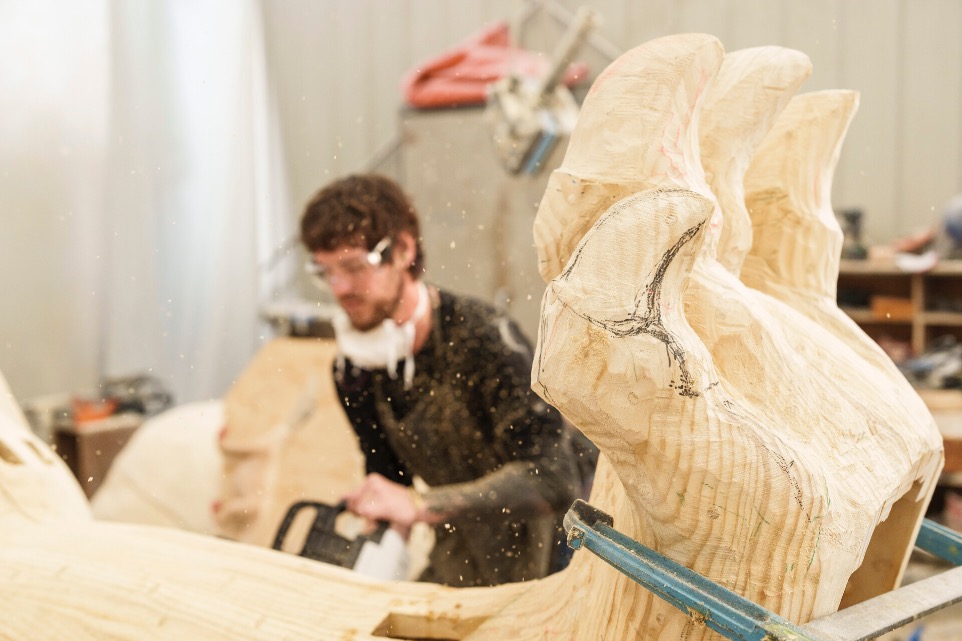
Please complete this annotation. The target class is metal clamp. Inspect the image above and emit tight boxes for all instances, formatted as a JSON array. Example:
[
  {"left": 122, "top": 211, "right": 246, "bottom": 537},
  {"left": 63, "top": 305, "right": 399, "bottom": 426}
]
[{"left": 564, "top": 499, "right": 962, "bottom": 641}]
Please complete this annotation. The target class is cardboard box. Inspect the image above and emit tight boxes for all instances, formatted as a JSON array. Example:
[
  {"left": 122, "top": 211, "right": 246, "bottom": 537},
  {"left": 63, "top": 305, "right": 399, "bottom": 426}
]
[
  {"left": 53, "top": 412, "right": 142, "bottom": 498},
  {"left": 870, "top": 295, "right": 914, "bottom": 320}
]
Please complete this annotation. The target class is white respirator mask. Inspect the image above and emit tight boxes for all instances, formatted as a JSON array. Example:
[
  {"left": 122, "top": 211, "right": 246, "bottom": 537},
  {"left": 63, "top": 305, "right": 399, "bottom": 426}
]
[{"left": 333, "top": 280, "right": 429, "bottom": 390}]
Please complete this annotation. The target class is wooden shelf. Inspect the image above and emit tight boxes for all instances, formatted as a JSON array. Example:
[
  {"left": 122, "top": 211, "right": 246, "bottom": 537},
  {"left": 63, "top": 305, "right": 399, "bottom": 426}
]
[
  {"left": 838, "top": 259, "right": 962, "bottom": 355},
  {"left": 921, "top": 311, "right": 962, "bottom": 326},
  {"left": 840, "top": 307, "right": 914, "bottom": 324},
  {"left": 839, "top": 258, "right": 962, "bottom": 275},
  {"left": 840, "top": 266, "right": 962, "bottom": 475},
  {"left": 917, "top": 390, "right": 962, "bottom": 474}
]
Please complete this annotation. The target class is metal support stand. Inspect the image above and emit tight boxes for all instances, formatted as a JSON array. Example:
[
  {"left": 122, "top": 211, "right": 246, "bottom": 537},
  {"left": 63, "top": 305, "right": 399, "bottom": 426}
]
[{"left": 564, "top": 499, "right": 962, "bottom": 641}]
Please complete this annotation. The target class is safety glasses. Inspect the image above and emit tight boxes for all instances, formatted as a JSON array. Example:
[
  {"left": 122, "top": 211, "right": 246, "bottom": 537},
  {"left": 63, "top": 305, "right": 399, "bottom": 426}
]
[{"left": 305, "top": 236, "right": 392, "bottom": 285}]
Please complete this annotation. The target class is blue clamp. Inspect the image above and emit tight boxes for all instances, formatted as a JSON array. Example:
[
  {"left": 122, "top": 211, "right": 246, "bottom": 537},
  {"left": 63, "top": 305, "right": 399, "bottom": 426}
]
[{"left": 564, "top": 499, "right": 962, "bottom": 641}]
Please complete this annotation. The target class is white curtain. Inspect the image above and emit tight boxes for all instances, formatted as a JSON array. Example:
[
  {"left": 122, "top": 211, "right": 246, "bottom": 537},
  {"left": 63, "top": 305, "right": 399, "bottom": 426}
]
[
  {"left": 0, "top": 1, "right": 109, "bottom": 402},
  {"left": 102, "top": 0, "right": 293, "bottom": 404}
]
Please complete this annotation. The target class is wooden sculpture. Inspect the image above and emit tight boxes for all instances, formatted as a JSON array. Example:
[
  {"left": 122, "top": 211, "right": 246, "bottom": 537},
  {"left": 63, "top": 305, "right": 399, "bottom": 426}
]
[
  {"left": 0, "top": 33, "right": 944, "bottom": 641},
  {"left": 529, "top": 29, "right": 944, "bottom": 635},
  {"left": 90, "top": 399, "right": 223, "bottom": 534},
  {"left": 739, "top": 89, "right": 946, "bottom": 606},
  {"left": 213, "top": 338, "right": 434, "bottom": 577},
  {"left": 0, "top": 403, "right": 91, "bottom": 525},
  {"left": 741, "top": 91, "right": 899, "bottom": 378}
]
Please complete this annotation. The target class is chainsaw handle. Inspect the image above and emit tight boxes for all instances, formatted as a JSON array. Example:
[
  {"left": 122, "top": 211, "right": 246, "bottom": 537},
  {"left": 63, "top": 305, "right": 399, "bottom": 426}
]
[
  {"left": 271, "top": 500, "right": 390, "bottom": 567},
  {"left": 271, "top": 500, "right": 339, "bottom": 551}
]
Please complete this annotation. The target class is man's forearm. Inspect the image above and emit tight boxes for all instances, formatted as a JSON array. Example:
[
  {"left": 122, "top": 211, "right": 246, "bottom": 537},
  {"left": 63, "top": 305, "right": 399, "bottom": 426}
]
[{"left": 418, "top": 460, "right": 575, "bottom": 523}]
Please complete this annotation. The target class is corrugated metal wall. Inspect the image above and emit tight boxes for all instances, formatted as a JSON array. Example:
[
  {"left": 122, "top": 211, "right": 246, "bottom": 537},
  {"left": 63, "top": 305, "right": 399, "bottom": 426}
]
[{"left": 264, "top": 0, "right": 962, "bottom": 248}]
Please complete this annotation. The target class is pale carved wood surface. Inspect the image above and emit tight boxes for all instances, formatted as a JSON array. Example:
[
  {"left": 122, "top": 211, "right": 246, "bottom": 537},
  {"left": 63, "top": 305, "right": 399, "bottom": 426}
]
[
  {"left": 215, "top": 337, "right": 435, "bottom": 577},
  {"left": 0, "top": 32, "right": 946, "bottom": 641},
  {"left": 90, "top": 399, "right": 223, "bottom": 533},
  {"left": 533, "top": 33, "right": 722, "bottom": 283},
  {"left": 741, "top": 91, "right": 903, "bottom": 377},
  {"left": 524, "top": 30, "right": 944, "bottom": 640},
  {"left": 0, "top": 370, "right": 28, "bottom": 428},
  {"left": 698, "top": 46, "right": 811, "bottom": 276},
  {"left": 530, "top": 186, "right": 942, "bottom": 636},
  {"left": 216, "top": 337, "right": 365, "bottom": 546},
  {"left": 738, "top": 91, "right": 947, "bottom": 606},
  {"left": 0, "top": 516, "right": 531, "bottom": 640},
  {"left": 0, "top": 411, "right": 91, "bottom": 526},
  {"left": 0, "top": 366, "right": 530, "bottom": 641}
]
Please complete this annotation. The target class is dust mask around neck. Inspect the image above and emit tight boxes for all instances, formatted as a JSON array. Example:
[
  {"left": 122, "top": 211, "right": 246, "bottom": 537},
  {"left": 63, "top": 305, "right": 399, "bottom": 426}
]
[{"left": 333, "top": 281, "right": 429, "bottom": 390}]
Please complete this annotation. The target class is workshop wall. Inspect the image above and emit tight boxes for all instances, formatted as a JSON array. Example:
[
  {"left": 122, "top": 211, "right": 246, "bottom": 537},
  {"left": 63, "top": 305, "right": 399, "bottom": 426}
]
[
  {"left": 268, "top": 0, "right": 962, "bottom": 252},
  {"left": 0, "top": 3, "right": 109, "bottom": 402},
  {"left": 2, "top": 0, "right": 961, "bottom": 410}
]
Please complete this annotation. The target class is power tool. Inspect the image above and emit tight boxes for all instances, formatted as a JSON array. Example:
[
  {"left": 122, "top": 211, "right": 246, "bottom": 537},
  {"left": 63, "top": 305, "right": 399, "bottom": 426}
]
[{"left": 272, "top": 500, "right": 409, "bottom": 581}]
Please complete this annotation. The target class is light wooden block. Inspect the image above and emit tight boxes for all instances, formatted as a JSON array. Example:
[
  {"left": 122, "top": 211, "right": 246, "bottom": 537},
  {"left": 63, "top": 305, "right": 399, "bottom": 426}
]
[{"left": 215, "top": 337, "right": 365, "bottom": 547}]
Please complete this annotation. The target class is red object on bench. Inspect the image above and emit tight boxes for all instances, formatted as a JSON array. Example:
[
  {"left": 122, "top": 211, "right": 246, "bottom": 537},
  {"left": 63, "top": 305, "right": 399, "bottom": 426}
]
[{"left": 400, "top": 21, "right": 589, "bottom": 109}]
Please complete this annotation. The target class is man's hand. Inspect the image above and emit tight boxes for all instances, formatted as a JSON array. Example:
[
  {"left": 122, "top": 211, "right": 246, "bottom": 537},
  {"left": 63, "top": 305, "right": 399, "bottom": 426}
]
[{"left": 342, "top": 473, "right": 420, "bottom": 536}]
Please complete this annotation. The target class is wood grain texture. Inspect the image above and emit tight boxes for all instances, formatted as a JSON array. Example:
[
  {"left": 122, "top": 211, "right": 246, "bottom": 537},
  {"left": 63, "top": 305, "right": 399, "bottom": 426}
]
[
  {"left": 532, "top": 185, "right": 942, "bottom": 635},
  {"left": 0, "top": 411, "right": 91, "bottom": 525},
  {"left": 741, "top": 92, "right": 920, "bottom": 383},
  {"left": 0, "top": 385, "right": 528, "bottom": 641},
  {"left": 90, "top": 400, "right": 223, "bottom": 533},
  {"left": 0, "top": 517, "right": 531, "bottom": 641},
  {"left": 741, "top": 90, "right": 946, "bottom": 606},
  {"left": 533, "top": 33, "right": 722, "bottom": 283},
  {"left": 699, "top": 46, "right": 811, "bottom": 275}
]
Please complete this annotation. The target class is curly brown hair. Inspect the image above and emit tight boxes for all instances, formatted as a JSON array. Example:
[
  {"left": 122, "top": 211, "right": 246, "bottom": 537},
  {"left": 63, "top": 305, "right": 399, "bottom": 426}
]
[{"left": 300, "top": 174, "right": 424, "bottom": 276}]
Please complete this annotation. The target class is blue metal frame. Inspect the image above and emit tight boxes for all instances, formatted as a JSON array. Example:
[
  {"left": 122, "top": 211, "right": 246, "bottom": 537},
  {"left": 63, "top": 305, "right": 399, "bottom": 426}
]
[
  {"left": 563, "top": 499, "right": 962, "bottom": 641},
  {"left": 564, "top": 500, "right": 817, "bottom": 640},
  {"left": 915, "top": 518, "right": 962, "bottom": 565}
]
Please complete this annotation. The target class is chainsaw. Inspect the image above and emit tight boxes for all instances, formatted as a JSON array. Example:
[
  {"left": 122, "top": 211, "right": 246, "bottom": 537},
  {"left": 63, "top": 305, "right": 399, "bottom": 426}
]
[{"left": 272, "top": 500, "right": 409, "bottom": 581}]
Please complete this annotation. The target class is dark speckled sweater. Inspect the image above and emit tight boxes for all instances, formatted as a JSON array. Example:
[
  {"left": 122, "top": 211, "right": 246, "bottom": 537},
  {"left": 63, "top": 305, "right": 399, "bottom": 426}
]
[{"left": 335, "top": 286, "right": 579, "bottom": 586}]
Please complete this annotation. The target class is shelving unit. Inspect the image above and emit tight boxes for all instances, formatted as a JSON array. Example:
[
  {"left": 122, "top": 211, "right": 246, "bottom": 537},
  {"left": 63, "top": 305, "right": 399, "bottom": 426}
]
[
  {"left": 838, "top": 259, "right": 962, "bottom": 477},
  {"left": 52, "top": 412, "right": 142, "bottom": 498},
  {"left": 837, "top": 259, "right": 962, "bottom": 357}
]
